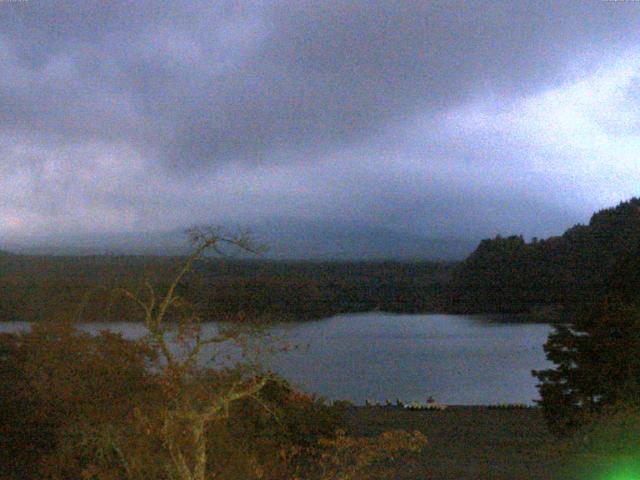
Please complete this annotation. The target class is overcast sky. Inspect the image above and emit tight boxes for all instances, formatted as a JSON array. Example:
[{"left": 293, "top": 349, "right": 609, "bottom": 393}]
[{"left": 1, "top": 0, "right": 639, "bottom": 243}]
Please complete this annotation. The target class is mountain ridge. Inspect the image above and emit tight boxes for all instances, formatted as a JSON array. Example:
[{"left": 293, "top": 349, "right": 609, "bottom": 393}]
[{"left": 1, "top": 219, "right": 477, "bottom": 261}]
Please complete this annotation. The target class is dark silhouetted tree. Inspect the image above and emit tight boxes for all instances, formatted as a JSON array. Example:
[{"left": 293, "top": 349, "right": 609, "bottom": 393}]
[{"left": 533, "top": 244, "right": 640, "bottom": 435}]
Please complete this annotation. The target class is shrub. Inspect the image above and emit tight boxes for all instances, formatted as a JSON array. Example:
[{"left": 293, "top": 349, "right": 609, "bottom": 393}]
[
  {"left": 0, "top": 322, "right": 157, "bottom": 480},
  {"left": 0, "top": 228, "right": 429, "bottom": 479}
]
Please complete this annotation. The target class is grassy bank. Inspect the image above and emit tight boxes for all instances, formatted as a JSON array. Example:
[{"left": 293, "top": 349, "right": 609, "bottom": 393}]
[{"left": 342, "top": 406, "right": 564, "bottom": 480}]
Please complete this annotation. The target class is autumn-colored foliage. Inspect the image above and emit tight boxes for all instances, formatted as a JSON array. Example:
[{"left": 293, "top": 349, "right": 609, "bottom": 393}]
[
  {"left": 0, "top": 322, "right": 157, "bottom": 479},
  {"left": 0, "top": 228, "right": 427, "bottom": 479}
]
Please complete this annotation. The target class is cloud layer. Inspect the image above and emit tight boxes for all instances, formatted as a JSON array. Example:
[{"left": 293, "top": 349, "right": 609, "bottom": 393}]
[{"left": 1, "top": 0, "right": 640, "bottom": 242}]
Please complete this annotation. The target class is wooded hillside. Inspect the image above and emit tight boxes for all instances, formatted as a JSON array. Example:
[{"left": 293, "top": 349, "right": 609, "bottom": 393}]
[{"left": 449, "top": 198, "right": 640, "bottom": 313}]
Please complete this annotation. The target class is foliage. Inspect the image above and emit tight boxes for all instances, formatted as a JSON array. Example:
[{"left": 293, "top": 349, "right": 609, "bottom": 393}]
[
  {"left": 450, "top": 197, "right": 640, "bottom": 313},
  {"left": 571, "top": 402, "right": 640, "bottom": 456},
  {"left": 0, "top": 255, "right": 452, "bottom": 323},
  {"left": 533, "top": 300, "right": 640, "bottom": 436},
  {"left": 0, "top": 227, "right": 428, "bottom": 479},
  {"left": 0, "top": 323, "right": 157, "bottom": 479},
  {"left": 299, "top": 429, "right": 427, "bottom": 480},
  {"left": 529, "top": 206, "right": 640, "bottom": 436}
]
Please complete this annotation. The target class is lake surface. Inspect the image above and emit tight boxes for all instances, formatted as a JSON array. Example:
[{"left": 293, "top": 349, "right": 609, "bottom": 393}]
[{"left": 0, "top": 312, "right": 553, "bottom": 405}]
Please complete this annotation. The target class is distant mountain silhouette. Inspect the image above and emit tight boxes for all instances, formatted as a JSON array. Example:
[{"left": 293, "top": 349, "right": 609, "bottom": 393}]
[
  {"left": 1, "top": 231, "right": 190, "bottom": 256},
  {"left": 2, "top": 219, "right": 476, "bottom": 261},
  {"left": 252, "top": 219, "right": 475, "bottom": 261},
  {"left": 449, "top": 197, "right": 640, "bottom": 312}
]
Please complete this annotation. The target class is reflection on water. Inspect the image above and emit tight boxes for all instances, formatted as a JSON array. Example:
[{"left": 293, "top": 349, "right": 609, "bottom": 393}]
[{"left": 0, "top": 312, "right": 553, "bottom": 405}]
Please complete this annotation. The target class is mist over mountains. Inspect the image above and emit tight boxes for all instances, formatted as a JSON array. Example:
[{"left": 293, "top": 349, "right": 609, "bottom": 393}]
[{"left": 1, "top": 219, "right": 477, "bottom": 261}]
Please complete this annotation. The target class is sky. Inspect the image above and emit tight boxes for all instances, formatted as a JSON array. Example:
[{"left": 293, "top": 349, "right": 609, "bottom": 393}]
[{"left": 1, "top": 0, "right": 640, "bottom": 244}]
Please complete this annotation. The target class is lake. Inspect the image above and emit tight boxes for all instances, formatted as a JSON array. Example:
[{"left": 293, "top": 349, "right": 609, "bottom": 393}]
[{"left": 0, "top": 312, "right": 553, "bottom": 405}]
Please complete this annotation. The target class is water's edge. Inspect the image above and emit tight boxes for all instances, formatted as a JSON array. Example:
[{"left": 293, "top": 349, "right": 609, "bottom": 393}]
[{"left": 0, "top": 312, "right": 553, "bottom": 406}]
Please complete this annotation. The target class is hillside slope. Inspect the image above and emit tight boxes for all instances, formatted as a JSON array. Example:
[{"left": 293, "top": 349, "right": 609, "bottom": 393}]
[{"left": 449, "top": 198, "right": 640, "bottom": 313}]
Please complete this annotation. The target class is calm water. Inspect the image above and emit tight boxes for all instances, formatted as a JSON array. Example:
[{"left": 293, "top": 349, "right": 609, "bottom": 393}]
[{"left": 0, "top": 312, "right": 553, "bottom": 405}]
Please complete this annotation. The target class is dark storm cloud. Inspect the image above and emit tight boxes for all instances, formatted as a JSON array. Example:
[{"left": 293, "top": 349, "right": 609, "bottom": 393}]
[
  {"left": 1, "top": 0, "right": 640, "bottom": 239},
  {"left": 2, "top": 0, "right": 639, "bottom": 168}
]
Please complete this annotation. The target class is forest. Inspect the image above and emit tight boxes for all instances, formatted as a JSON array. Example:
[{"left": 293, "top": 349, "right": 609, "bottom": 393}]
[
  {"left": 448, "top": 197, "right": 640, "bottom": 316},
  {"left": 0, "top": 253, "right": 452, "bottom": 323},
  {"left": 0, "top": 198, "right": 640, "bottom": 321},
  {"left": 2, "top": 199, "right": 640, "bottom": 324}
]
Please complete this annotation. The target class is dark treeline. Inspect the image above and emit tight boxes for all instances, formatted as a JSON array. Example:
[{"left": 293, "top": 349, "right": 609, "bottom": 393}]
[
  {"left": 0, "top": 253, "right": 453, "bottom": 322},
  {"left": 440, "top": 197, "right": 640, "bottom": 439},
  {"left": 3, "top": 198, "right": 640, "bottom": 323},
  {"left": 448, "top": 197, "right": 640, "bottom": 315},
  {"left": 530, "top": 207, "right": 640, "bottom": 437}
]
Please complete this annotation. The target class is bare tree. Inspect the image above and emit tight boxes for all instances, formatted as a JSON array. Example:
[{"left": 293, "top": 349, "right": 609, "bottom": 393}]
[{"left": 115, "top": 226, "right": 272, "bottom": 480}]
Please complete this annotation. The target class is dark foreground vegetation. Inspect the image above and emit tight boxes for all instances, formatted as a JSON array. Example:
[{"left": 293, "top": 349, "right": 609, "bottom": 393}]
[
  {"left": 0, "top": 321, "right": 427, "bottom": 480},
  {"left": 0, "top": 230, "right": 428, "bottom": 480},
  {"left": 525, "top": 200, "right": 640, "bottom": 480}
]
